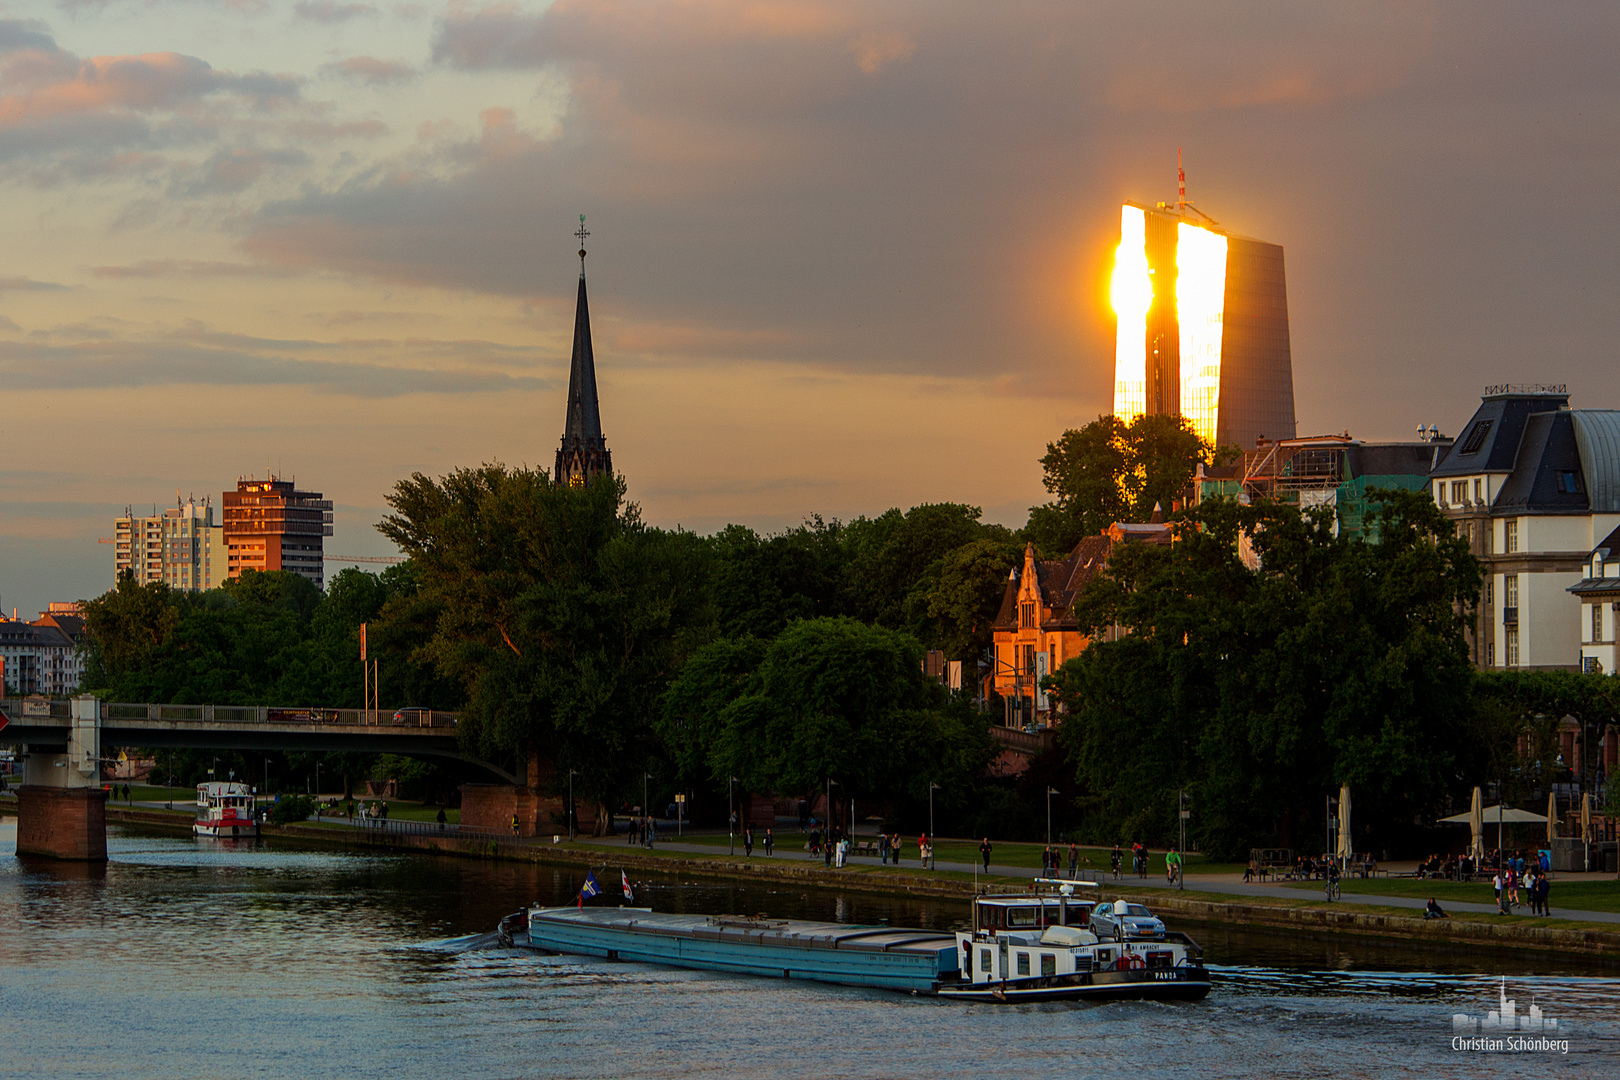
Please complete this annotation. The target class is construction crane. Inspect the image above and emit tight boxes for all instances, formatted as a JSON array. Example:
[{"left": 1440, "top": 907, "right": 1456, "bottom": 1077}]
[{"left": 327, "top": 555, "right": 406, "bottom": 565}]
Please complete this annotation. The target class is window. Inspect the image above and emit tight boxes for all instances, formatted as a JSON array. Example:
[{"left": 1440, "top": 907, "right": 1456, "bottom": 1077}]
[
  {"left": 1506, "top": 627, "right": 1519, "bottom": 667},
  {"left": 979, "top": 948, "right": 992, "bottom": 973},
  {"left": 1022, "top": 644, "right": 1036, "bottom": 675},
  {"left": 1436, "top": 482, "right": 1447, "bottom": 506},
  {"left": 1041, "top": 953, "right": 1057, "bottom": 977},
  {"left": 1595, "top": 603, "right": 1605, "bottom": 644},
  {"left": 1474, "top": 478, "right": 1484, "bottom": 503},
  {"left": 1505, "top": 574, "right": 1519, "bottom": 609},
  {"left": 1484, "top": 579, "right": 1492, "bottom": 605},
  {"left": 1460, "top": 419, "right": 1493, "bottom": 455},
  {"left": 1555, "top": 471, "right": 1583, "bottom": 494},
  {"left": 1020, "top": 601, "right": 1036, "bottom": 628},
  {"left": 1451, "top": 480, "right": 1467, "bottom": 505},
  {"left": 1504, "top": 519, "right": 1519, "bottom": 554},
  {"left": 1016, "top": 952, "right": 1030, "bottom": 976}
]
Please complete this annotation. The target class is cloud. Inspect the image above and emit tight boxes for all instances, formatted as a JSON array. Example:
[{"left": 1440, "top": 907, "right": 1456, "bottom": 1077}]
[
  {"left": 0, "top": 276, "right": 69, "bottom": 291},
  {"left": 322, "top": 56, "right": 417, "bottom": 85},
  {"left": 0, "top": 17, "right": 305, "bottom": 177},
  {"left": 0, "top": 333, "right": 551, "bottom": 397},
  {"left": 293, "top": 1, "right": 376, "bottom": 23},
  {"left": 88, "top": 260, "right": 303, "bottom": 279}
]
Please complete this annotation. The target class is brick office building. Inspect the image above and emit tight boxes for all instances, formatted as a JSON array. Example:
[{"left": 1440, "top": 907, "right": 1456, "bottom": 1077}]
[{"left": 223, "top": 476, "right": 333, "bottom": 586}]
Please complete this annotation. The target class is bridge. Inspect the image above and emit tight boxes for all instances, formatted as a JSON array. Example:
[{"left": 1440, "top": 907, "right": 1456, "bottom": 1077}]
[{"left": 1, "top": 695, "right": 520, "bottom": 860}]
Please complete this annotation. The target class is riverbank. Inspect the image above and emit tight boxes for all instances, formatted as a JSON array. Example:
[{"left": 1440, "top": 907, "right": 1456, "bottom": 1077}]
[{"left": 9, "top": 800, "right": 1618, "bottom": 961}]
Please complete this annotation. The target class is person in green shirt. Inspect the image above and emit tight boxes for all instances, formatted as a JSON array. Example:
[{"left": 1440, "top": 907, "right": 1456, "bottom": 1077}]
[{"left": 1166, "top": 848, "right": 1183, "bottom": 884}]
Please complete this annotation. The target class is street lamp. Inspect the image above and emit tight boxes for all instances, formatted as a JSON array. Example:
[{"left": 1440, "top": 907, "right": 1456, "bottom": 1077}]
[
  {"left": 568, "top": 769, "right": 578, "bottom": 841},
  {"left": 827, "top": 778, "right": 839, "bottom": 840},
  {"left": 644, "top": 772, "right": 653, "bottom": 836},
  {"left": 1178, "top": 789, "right": 1189, "bottom": 892},
  {"left": 1046, "top": 787, "right": 1059, "bottom": 848},
  {"left": 929, "top": 782, "right": 941, "bottom": 871}
]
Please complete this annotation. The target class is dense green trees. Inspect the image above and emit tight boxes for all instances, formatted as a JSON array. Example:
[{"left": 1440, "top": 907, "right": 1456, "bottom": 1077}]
[
  {"left": 1050, "top": 489, "right": 1483, "bottom": 858},
  {"left": 659, "top": 617, "right": 994, "bottom": 822},
  {"left": 1026, "top": 413, "right": 1221, "bottom": 555}
]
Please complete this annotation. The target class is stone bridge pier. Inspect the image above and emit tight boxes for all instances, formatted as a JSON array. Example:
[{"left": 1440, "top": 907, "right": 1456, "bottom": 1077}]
[{"left": 16, "top": 696, "right": 107, "bottom": 861}]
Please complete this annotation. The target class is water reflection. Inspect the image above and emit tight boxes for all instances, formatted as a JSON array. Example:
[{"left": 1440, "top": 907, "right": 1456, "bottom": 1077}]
[{"left": 1, "top": 822, "right": 1615, "bottom": 1079}]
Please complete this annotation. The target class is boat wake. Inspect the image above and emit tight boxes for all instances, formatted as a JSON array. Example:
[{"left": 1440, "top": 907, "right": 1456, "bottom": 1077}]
[{"left": 418, "top": 931, "right": 507, "bottom": 954}]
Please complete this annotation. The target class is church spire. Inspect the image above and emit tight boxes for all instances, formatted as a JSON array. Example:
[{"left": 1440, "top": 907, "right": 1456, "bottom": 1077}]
[{"left": 555, "top": 215, "right": 612, "bottom": 487}]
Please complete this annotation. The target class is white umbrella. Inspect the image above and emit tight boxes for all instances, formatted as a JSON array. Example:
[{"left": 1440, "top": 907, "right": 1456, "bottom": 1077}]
[
  {"left": 1337, "top": 784, "right": 1352, "bottom": 864},
  {"left": 1440, "top": 804, "right": 1548, "bottom": 824}
]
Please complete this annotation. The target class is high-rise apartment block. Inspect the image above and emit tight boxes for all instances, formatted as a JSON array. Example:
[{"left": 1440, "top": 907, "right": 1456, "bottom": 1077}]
[
  {"left": 223, "top": 476, "right": 333, "bottom": 585},
  {"left": 113, "top": 498, "right": 226, "bottom": 591},
  {"left": 1111, "top": 201, "right": 1297, "bottom": 450}
]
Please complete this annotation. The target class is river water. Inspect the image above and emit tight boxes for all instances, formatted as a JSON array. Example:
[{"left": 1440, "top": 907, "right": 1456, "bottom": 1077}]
[{"left": 1, "top": 822, "right": 1616, "bottom": 1078}]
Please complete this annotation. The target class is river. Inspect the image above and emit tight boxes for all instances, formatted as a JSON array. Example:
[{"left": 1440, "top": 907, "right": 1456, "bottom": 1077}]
[{"left": 1, "top": 822, "right": 1615, "bottom": 1078}]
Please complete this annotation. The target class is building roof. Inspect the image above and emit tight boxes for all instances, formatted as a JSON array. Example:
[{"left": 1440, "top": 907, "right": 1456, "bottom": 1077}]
[
  {"left": 1493, "top": 410, "right": 1590, "bottom": 514},
  {"left": 33, "top": 613, "right": 85, "bottom": 642},
  {"left": 1430, "top": 389, "right": 1570, "bottom": 478},
  {"left": 560, "top": 273, "right": 604, "bottom": 452},
  {"left": 1571, "top": 410, "right": 1620, "bottom": 513},
  {"left": 992, "top": 524, "right": 1173, "bottom": 632},
  {"left": 1350, "top": 442, "right": 1449, "bottom": 478}
]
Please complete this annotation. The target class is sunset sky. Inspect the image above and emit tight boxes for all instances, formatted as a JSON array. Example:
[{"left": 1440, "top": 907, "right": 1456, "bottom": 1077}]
[{"left": 3, "top": 1, "right": 1619, "bottom": 617}]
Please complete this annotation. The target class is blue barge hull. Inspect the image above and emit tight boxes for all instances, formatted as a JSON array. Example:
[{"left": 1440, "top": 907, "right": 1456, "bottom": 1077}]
[{"left": 517, "top": 907, "right": 959, "bottom": 993}]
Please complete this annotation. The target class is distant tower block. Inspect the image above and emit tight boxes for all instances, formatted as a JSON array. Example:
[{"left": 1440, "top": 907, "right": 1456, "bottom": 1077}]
[
  {"left": 1110, "top": 176, "right": 1296, "bottom": 449},
  {"left": 554, "top": 215, "right": 613, "bottom": 487}
]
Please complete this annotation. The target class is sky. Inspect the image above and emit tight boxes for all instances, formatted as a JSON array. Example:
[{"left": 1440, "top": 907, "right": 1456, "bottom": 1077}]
[{"left": 2, "top": 0, "right": 1619, "bottom": 618}]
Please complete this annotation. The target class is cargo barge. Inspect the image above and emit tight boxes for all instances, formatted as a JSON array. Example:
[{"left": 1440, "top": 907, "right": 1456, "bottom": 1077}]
[{"left": 498, "top": 878, "right": 1210, "bottom": 1003}]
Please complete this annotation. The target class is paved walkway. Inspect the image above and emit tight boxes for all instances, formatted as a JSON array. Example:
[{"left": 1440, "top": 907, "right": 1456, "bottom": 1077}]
[
  {"left": 104, "top": 802, "right": 1620, "bottom": 926},
  {"left": 578, "top": 836, "right": 1620, "bottom": 925}
]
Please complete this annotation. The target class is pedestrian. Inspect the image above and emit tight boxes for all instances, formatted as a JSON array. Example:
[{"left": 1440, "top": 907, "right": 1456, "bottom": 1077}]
[
  {"left": 918, "top": 833, "right": 929, "bottom": 869},
  {"left": 892, "top": 833, "right": 902, "bottom": 867},
  {"left": 879, "top": 833, "right": 890, "bottom": 865},
  {"left": 1508, "top": 867, "right": 1520, "bottom": 909},
  {"left": 347, "top": 799, "right": 354, "bottom": 820},
  {"left": 1539, "top": 873, "right": 1552, "bottom": 917},
  {"left": 436, "top": 807, "right": 446, "bottom": 831},
  {"left": 1068, "top": 841, "right": 1079, "bottom": 880},
  {"left": 511, "top": 812, "right": 520, "bottom": 836},
  {"left": 1492, "top": 871, "right": 1506, "bottom": 914},
  {"left": 824, "top": 834, "right": 834, "bottom": 868},
  {"left": 744, "top": 826, "right": 754, "bottom": 858},
  {"left": 980, "top": 837, "right": 992, "bottom": 873},
  {"left": 763, "top": 828, "right": 773, "bottom": 857},
  {"left": 123, "top": 783, "right": 131, "bottom": 802},
  {"left": 1111, "top": 844, "right": 1122, "bottom": 879},
  {"left": 645, "top": 816, "right": 656, "bottom": 848}
]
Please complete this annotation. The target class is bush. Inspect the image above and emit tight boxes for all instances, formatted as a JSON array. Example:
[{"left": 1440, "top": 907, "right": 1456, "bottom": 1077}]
[{"left": 269, "top": 793, "right": 316, "bottom": 826}]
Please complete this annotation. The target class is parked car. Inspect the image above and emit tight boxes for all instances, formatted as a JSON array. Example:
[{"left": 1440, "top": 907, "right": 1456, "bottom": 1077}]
[{"left": 1089, "top": 900, "right": 1166, "bottom": 941}]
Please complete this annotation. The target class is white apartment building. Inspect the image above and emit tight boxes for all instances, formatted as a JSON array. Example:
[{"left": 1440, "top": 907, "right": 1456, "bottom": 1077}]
[
  {"left": 0, "top": 620, "right": 77, "bottom": 696},
  {"left": 113, "top": 497, "right": 226, "bottom": 591},
  {"left": 1431, "top": 386, "right": 1620, "bottom": 670},
  {"left": 1571, "top": 525, "right": 1620, "bottom": 675}
]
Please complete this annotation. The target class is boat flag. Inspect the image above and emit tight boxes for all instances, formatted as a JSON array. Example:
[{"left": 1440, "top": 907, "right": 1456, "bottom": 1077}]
[
  {"left": 577, "top": 871, "right": 601, "bottom": 908},
  {"left": 621, "top": 871, "right": 634, "bottom": 902}
]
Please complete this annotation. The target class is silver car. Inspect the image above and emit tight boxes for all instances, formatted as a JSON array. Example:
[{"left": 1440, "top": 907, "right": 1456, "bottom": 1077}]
[{"left": 1090, "top": 900, "right": 1166, "bottom": 941}]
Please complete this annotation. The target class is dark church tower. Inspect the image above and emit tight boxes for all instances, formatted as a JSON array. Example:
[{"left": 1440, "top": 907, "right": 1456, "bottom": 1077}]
[{"left": 554, "top": 217, "right": 612, "bottom": 487}]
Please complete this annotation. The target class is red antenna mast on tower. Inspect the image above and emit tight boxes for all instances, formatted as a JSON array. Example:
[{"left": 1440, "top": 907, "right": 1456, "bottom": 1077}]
[{"left": 1177, "top": 147, "right": 1186, "bottom": 209}]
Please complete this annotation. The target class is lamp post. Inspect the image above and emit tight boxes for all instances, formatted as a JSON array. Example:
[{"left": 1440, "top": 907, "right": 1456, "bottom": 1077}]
[
  {"left": 1178, "top": 789, "right": 1189, "bottom": 892},
  {"left": 568, "top": 769, "right": 578, "bottom": 841},
  {"left": 1046, "top": 787, "right": 1059, "bottom": 848},
  {"left": 929, "top": 782, "right": 941, "bottom": 867},
  {"left": 728, "top": 775, "right": 737, "bottom": 856},
  {"left": 827, "top": 778, "right": 839, "bottom": 840}
]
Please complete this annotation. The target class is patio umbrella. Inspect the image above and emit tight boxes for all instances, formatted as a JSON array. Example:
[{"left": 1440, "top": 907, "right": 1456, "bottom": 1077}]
[
  {"left": 1547, "top": 790, "right": 1558, "bottom": 844},
  {"left": 1582, "top": 793, "right": 1592, "bottom": 843},
  {"left": 1337, "top": 784, "right": 1352, "bottom": 864},
  {"left": 1439, "top": 805, "right": 1548, "bottom": 824}
]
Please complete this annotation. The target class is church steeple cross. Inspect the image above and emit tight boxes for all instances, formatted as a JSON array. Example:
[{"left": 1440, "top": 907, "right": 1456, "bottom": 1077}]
[{"left": 575, "top": 214, "right": 590, "bottom": 271}]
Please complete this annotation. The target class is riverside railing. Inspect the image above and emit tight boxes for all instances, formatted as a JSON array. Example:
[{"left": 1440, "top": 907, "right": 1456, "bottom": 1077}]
[
  {"left": 96, "top": 702, "right": 458, "bottom": 728},
  {"left": 350, "top": 817, "right": 507, "bottom": 840}
]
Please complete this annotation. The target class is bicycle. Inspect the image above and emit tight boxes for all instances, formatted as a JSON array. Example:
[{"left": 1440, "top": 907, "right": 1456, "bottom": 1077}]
[{"left": 1325, "top": 876, "right": 1341, "bottom": 902}]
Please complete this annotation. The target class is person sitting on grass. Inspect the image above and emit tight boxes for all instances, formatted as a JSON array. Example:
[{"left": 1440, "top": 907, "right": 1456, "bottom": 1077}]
[{"left": 1424, "top": 898, "right": 1449, "bottom": 920}]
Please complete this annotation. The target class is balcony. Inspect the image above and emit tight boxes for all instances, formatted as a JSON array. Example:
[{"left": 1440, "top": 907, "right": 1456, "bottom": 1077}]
[{"left": 1503, "top": 606, "right": 1519, "bottom": 627}]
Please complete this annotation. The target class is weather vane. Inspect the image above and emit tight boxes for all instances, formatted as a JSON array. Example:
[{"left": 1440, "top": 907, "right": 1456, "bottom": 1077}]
[{"left": 575, "top": 214, "right": 590, "bottom": 271}]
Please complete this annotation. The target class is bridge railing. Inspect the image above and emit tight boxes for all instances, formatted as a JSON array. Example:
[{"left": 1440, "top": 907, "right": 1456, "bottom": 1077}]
[{"left": 92, "top": 702, "right": 458, "bottom": 729}]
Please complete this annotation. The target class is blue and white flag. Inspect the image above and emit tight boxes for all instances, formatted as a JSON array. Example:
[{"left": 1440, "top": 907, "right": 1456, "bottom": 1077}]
[{"left": 579, "top": 872, "right": 601, "bottom": 901}]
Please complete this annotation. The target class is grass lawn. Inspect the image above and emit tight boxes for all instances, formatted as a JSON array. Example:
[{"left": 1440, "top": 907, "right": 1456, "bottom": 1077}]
[{"left": 1282, "top": 876, "right": 1620, "bottom": 914}]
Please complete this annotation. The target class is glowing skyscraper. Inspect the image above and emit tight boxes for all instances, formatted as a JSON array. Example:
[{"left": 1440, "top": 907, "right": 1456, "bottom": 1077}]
[{"left": 1110, "top": 202, "right": 1296, "bottom": 450}]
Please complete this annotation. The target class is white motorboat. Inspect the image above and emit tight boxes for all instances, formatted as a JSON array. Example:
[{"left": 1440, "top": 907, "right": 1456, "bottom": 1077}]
[{"left": 194, "top": 782, "right": 258, "bottom": 839}]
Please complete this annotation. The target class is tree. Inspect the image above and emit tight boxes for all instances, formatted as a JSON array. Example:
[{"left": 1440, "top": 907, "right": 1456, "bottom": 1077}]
[
  {"left": 1029, "top": 413, "right": 1213, "bottom": 555},
  {"left": 80, "top": 572, "right": 180, "bottom": 687},
  {"left": 379, "top": 466, "right": 713, "bottom": 825},
  {"left": 1051, "top": 488, "right": 1481, "bottom": 858},
  {"left": 907, "top": 537, "right": 1022, "bottom": 659},
  {"left": 660, "top": 617, "right": 994, "bottom": 814}
]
